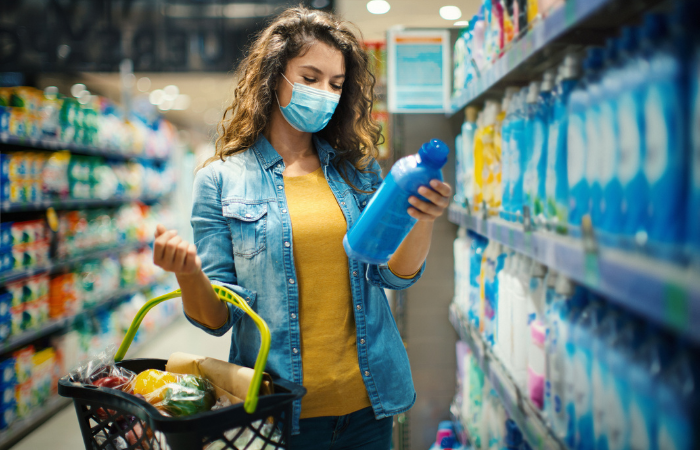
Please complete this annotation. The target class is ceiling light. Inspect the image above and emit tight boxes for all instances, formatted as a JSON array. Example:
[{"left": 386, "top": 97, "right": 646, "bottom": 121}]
[
  {"left": 158, "top": 99, "right": 174, "bottom": 111},
  {"left": 454, "top": 20, "right": 469, "bottom": 26},
  {"left": 149, "top": 89, "right": 165, "bottom": 105},
  {"left": 137, "top": 77, "right": 151, "bottom": 92},
  {"left": 164, "top": 85, "right": 179, "bottom": 100},
  {"left": 439, "top": 6, "right": 462, "bottom": 20},
  {"left": 173, "top": 94, "right": 191, "bottom": 111},
  {"left": 367, "top": 0, "right": 390, "bottom": 15},
  {"left": 70, "top": 83, "right": 86, "bottom": 97}
]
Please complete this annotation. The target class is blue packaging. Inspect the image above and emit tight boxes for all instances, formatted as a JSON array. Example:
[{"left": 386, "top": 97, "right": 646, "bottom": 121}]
[
  {"left": 532, "top": 72, "right": 555, "bottom": 223},
  {"left": 524, "top": 81, "right": 541, "bottom": 218},
  {"left": 567, "top": 48, "right": 604, "bottom": 233},
  {"left": 546, "top": 54, "right": 581, "bottom": 232},
  {"left": 0, "top": 358, "right": 15, "bottom": 386},
  {"left": 0, "top": 222, "right": 11, "bottom": 250},
  {"left": 689, "top": 22, "right": 700, "bottom": 260},
  {"left": 640, "top": 14, "right": 688, "bottom": 259},
  {"left": 455, "top": 132, "right": 465, "bottom": 206},
  {"left": 343, "top": 139, "right": 448, "bottom": 264},
  {"left": 509, "top": 88, "right": 528, "bottom": 222},
  {"left": 0, "top": 293, "right": 10, "bottom": 323},
  {"left": 563, "top": 286, "right": 588, "bottom": 448},
  {"left": 469, "top": 232, "right": 488, "bottom": 327},
  {"left": 0, "top": 401, "right": 15, "bottom": 430}
]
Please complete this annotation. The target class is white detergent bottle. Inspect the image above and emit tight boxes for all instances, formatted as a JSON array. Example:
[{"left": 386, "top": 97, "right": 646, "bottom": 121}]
[
  {"left": 512, "top": 256, "right": 533, "bottom": 391},
  {"left": 494, "top": 249, "right": 513, "bottom": 362},
  {"left": 543, "top": 269, "right": 559, "bottom": 421},
  {"left": 527, "top": 262, "right": 547, "bottom": 409}
]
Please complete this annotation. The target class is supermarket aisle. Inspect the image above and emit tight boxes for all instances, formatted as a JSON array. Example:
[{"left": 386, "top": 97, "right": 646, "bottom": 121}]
[{"left": 13, "top": 316, "right": 231, "bottom": 450}]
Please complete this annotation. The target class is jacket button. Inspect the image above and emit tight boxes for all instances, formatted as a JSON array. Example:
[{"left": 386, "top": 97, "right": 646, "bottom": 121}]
[
  {"left": 245, "top": 214, "right": 252, "bottom": 218},
  {"left": 362, "top": 201, "right": 366, "bottom": 205},
  {"left": 282, "top": 209, "right": 287, "bottom": 213},
  {"left": 291, "top": 313, "right": 297, "bottom": 319},
  {"left": 293, "top": 348, "right": 298, "bottom": 354},
  {"left": 356, "top": 304, "right": 361, "bottom": 311},
  {"left": 289, "top": 278, "right": 295, "bottom": 284},
  {"left": 360, "top": 338, "right": 365, "bottom": 344},
  {"left": 352, "top": 271, "right": 358, "bottom": 276},
  {"left": 277, "top": 185, "right": 283, "bottom": 190},
  {"left": 341, "top": 201, "right": 345, "bottom": 206},
  {"left": 364, "top": 371, "right": 370, "bottom": 376},
  {"left": 284, "top": 241, "right": 290, "bottom": 247}
]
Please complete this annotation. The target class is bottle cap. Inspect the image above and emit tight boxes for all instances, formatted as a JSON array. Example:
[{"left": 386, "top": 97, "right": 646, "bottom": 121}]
[
  {"left": 641, "top": 13, "right": 668, "bottom": 43},
  {"left": 554, "top": 275, "right": 575, "bottom": 296},
  {"left": 540, "top": 69, "right": 556, "bottom": 92},
  {"left": 465, "top": 106, "right": 478, "bottom": 123},
  {"left": 546, "top": 269, "right": 558, "bottom": 287},
  {"left": 604, "top": 38, "right": 620, "bottom": 65},
  {"left": 526, "top": 81, "right": 540, "bottom": 103},
  {"left": 559, "top": 52, "right": 581, "bottom": 80},
  {"left": 585, "top": 47, "right": 604, "bottom": 71},
  {"left": 531, "top": 261, "right": 546, "bottom": 277},
  {"left": 619, "top": 26, "right": 639, "bottom": 54},
  {"left": 419, "top": 139, "right": 449, "bottom": 168},
  {"left": 505, "top": 419, "right": 523, "bottom": 446}
]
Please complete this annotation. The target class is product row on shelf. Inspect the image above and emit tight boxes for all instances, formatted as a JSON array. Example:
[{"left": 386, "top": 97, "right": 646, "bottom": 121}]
[
  {"left": 0, "top": 149, "right": 174, "bottom": 207},
  {"left": 451, "top": 228, "right": 699, "bottom": 450},
  {"left": 454, "top": 1, "right": 700, "bottom": 265},
  {"left": 0, "top": 85, "right": 177, "bottom": 159},
  {"left": 0, "top": 202, "right": 174, "bottom": 276},
  {"left": 0, "top": 276, "right": 182, "bottom": 438}
]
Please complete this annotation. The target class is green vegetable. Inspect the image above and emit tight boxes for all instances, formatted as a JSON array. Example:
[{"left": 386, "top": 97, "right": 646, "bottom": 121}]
[{"left": 160, "top": 376, "right": 216, "bottom": 417}]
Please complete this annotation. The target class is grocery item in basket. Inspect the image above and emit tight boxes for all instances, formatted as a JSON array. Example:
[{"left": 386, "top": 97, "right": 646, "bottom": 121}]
[{"left": 143, "top": 372, "right": 216, "bottom": 417}]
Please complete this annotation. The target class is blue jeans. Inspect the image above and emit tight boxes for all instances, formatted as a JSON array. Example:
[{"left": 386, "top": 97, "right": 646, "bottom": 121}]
[{"left": 288, "top": 407, "right": 392, "bottom": 450}]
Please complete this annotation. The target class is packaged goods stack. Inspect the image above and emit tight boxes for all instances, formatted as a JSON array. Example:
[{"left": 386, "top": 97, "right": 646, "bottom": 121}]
[
  {"left": 448, "top": 0, "right": 700, "bottom": 449},
  {"left": 0, "top": 84, "right": 183, "bottom": 445}
]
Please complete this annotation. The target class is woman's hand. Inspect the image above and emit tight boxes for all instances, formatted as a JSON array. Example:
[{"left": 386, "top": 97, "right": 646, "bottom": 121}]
[
  {"left": 153, "top": 224, "right": 201, "bottom": 275},
  {"left": 407, "top": 180, "right": 452, "bottom": 222}
]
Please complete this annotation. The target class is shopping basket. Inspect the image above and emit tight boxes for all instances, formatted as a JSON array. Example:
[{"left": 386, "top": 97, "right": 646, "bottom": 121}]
[{"left": 58, "top": 285, "right": 306, "bottom": 450}]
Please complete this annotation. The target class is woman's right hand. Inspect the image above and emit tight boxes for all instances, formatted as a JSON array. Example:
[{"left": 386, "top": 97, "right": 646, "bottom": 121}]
[{"left": 153, "top": 224, "right": 202, "bottom": 275}]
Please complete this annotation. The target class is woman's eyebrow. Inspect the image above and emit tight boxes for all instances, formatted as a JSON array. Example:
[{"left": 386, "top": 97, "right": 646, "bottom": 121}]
[{"left": 299, "top": 64, "right": 345, "bottom": 79}]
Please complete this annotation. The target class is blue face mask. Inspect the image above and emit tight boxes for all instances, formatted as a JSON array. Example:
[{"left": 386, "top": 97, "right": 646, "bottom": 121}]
[{"left": 276, "top": 73, "right": 340, "bottom": 133}]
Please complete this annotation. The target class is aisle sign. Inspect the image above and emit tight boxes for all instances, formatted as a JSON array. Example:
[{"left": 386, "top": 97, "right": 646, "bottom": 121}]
[{"left": 387, "top": 29, "right": 451, "bottom": 113}]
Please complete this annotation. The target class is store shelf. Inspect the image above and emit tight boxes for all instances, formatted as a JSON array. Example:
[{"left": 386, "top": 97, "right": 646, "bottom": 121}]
[
  {"left": 0, "top": 275, "right": 169, "bottom": 356},
  {"left": 449, "top": 304, "right": 566, "bottom": 450},
  {"left": 0, "top": 313, "right": 181, "bottom": 450},
  {"left": 0, "top": 241, "right": 150, "bottom": 285},
  {"left": 1, "top": 195, "right": 166, "bottom": 213},
  {"left": 449, "top": 205, "right": 700, "bottom": 343},
  {"left": 448, "top": 0, "right": 664, "bottom": 115},
  {"left": 0, "top": 134, "right": 169, "bottom": 164}
]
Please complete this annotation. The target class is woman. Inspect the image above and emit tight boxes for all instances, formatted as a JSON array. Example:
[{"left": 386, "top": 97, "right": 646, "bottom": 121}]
[{"left": 153, "top": 6, "right": 451, "bottom": 449}]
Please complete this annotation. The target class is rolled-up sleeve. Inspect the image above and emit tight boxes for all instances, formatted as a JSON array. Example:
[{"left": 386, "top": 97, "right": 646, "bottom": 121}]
[
  {"left": 187, "top": 165, "right": 257, "bottom": 336},
  {"left": 362, "top": 159, "right": 425, "bottom": 290}
]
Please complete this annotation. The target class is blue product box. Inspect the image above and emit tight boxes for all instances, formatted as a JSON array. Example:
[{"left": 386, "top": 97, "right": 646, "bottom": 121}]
[
  {"left": 0, "top": 294, "right": 10, "bottom": 322},
  {"left": 0, "top": 358, "right": 16, "bottom": 386},
  {"left": 0, "top": 178, "right": 7, "bottom": 202},
  {"left": 0, "top": 384, "right": 14, "bottom": 408},
  {"left": 0, "top": 222, "right": 11, "bottom": 249},
  {"left": 0, "top": 401, "right": 16, "bottom": 430},
  {"left": 0, "top": 153, "right": 9, "bottom": 181},
  {"left": 0, "top": 252, "right": 14, "bottom": 274},
  {"left": 0, "top": 107, "right": 9, "bottom": 135},
  {"left": 0, "top": 321, "right": 9, "bottom": 343}
]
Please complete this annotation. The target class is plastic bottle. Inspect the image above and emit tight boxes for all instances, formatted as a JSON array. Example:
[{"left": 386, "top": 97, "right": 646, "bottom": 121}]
[
  {"left": 571, "top": 297, "right": 605, "bottom": 450},
  {"left": 469, "top": 234, "right": 489, "bottom": 328},
  {"left": 562, "top": 280, "right": 588, "bottom": 447},
  {"left": 526, "top": 262, "right": 547, "bottom": 409},
  {"left": 501, "top": 87, "right": 521, "bottom": 220},
  {"left": 454, "top": 228, "right": 473, "bottom": 314},
  {"left": 543, "top": 270, "right": 558, "bottom": 420},
  {"left": 474, "top": 112, "right": 487, "bottom": 210},
  {"left": 527, "top": 0, "right": 539, "bottom": 25},
  {"left": 494, "top": 249, "right": 514, "bottom": 362},
  {"left": 483, "top": 101, "right": 502, "bottom": 212},
  {"left": 504, "top": 419, "right": 523, "bottom": 449},
  {"left": 495, "top": 90, "right": 516, "bottom": 211},
  {"left": 472, "top": 10, "right": 487, "bottom": 72},
  {"left": 512, "top": 256, "right": 533, "bottom": 391},
  {"left": 656, "top": 341, "right": 699, "bottom": 450},
  {"left": 640, "top": 13, "right": 688, "bottom": 260},
  {"left": 501, "top": 253, "right": 521, "bottom": 374},
  {"left": 502, "top": 0, "right": 516, "bottom": 46},
  {"left": 568, "top": 48, "right": 604, "bottom": 234},
  {"left": 510, "top": 89, "right": 528, "bottom": 222},
  {"left": 545, "top": 53, "right": 581, "bottom": 232},
  {"left": 532, "top": 70, "right": 555, "bottom": 223},
  {"left": 523, "top": 81, "right": 541, "bottom": 221},
  {"left": 343, "top": 139, "right": 448, "bottom": 264},
  {"left": 688, "top": 0, "right": 700, "bottom": 263},
  {"left": 462, "top": 107, "right": 479, "bottom": 208},
  {"left": 585, "top": 48, "right": 607, "bottom": 229},
  {"left": 616, "top": 26, "right": 648, "bottom": 249},
  {"left": 597, "top": 37, "right": 626, "bottom": 246},
  {"left": 455, "top": 132, "right": 465, "bottom": 207}
]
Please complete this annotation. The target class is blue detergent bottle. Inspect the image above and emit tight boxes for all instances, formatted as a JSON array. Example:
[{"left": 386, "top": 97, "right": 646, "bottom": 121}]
[
  {"left": 640, "top": 13, "right": 689, "bottom": 261},
  {"left": 567, "top": 48, "right": 604, "bottom": 235},
  {"left": 597, "top": 36, "right": 625, "bottom": 246},
  {"left": 532, "top": 70, "right": 556, "bottom": 225},
  {"left": 524, "top": 81, "right": 541, "bottom": 220},
  {"left": 546, "top": 53, "right": 581, "bottom": 233},
  {"left": 510, "top": 88, "right": 529, "bottom": 222},
  {"left": 343, "top": 139, "right": 449, "bottom": 264},
  {"left": 687, "top": 0, "right": 700, "bottom": 263}
]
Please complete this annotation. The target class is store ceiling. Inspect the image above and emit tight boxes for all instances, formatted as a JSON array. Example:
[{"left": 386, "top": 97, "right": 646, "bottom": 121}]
[{"left": 41, "top": 0, "right": 481, "bottom": 136}]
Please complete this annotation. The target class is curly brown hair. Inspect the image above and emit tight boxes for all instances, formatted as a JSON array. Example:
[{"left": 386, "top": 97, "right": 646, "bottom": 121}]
[{"left": 206, "top": 6, "right": 383, "bottom": 190}]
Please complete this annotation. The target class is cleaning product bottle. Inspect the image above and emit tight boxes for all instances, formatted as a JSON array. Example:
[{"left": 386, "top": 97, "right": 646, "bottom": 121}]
[
  {"left": 616, "top": 26, "right": 648, "bottom": 249},
  {"left": 469, "top": 234, "right": 489, "bottom": 328},
  {"left": 501, "top": 87, "right": 521, "bottom": 220},
  {"left": 598, "top": 37, "right": 625, "bottom": 247},
  {"left": 481, "top": 241, "right": 497, "bottom": 342},
  {"left": 523, "top": 81, "right": 541, "bottom": 221},
  {"left": 533, "top": 70, "right": 555, "bottom": 223},
  {"left": 546, "top": 53, "right": 582, "bottom": 232},
  {"left": 502, "top": 0, "right": 516, "bottom": 46},
  {"left": 527, "top": 0, "right": 539, "bottom": 26},
  {"left": 656, "top": 341, "right": 699, "bottom": 450},
  {"left": 494, "top": 249, "right": 514, "bottom": 362},
  {"left": 483, "top": 101, "right": 501, "bottom": 213},
  {"left": 512, "top": 256, "right": 533, "bottom": 392},
  {"left": 568, "top": 48, "right": 604, "bottom": 234},
  {"left": 571, "top": 297, "right": 605, "bottom": 450},
  {"left": 585, "top": 48, "right": 607, "bottom": 229},
  {"left": 455, "top": 132, "right": 465, "bottom": 207},
  {"left": 473, "top": 112, "right": 487, "bottom": 211},
  {"left": 686, "top": 1, "right": 700, "bottom": 263},
  {"left": 504, "top": 419, "right": 523, "bottom": 449},
  {"left": 462, "top": 107, "right": 479, "bottom": 209},
  {"left": 491, "top": 0, "right": 505, "bottom": 62},
  {"left": 543, "top": 269, "right": 558, "bottom": 420},
  {"left": 472, "top": 9, "right": 487, "bottom": 73},
  {"left": 510, "top": 88, "right": 529, "bottom": 222},
  {"left": 641, "top": 13, "right": 688, "bottom": 260},
  {"left": 526, "top": 262, "right": 547, "bottom": 409},
  {"left": 495, "top": 90, "right": 517, "bottom": 211},
  {"left": 343, "top": 139, "right": 448, "bottom": 264},
  {"left": 563, "top": 282, "right": 588, "bottom": 448}
]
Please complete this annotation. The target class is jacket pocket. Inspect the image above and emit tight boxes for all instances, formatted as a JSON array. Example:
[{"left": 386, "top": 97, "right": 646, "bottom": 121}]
[
  {"left": 222, "top": 200, "right": 268, "bottom": 258},
  {"left": 351, "top": 183, "right": 376, "bottom": 212}
]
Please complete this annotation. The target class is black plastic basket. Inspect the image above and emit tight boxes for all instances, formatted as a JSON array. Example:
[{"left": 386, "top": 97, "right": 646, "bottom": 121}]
[{"left": 58, "top": 285, "right": 305, "bottom": 450}]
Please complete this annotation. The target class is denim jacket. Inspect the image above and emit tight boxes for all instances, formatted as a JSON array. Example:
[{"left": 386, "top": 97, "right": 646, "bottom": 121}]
[{"left": 187, "top": 134, "right": 422, "bottom": 434}]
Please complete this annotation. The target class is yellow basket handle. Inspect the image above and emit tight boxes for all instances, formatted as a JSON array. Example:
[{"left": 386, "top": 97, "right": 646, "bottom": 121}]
[{"left": 113, "top": 285, "right": 271, "bottom": 414}]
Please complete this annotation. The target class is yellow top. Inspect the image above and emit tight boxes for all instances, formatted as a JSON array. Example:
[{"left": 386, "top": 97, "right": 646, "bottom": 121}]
[{"left": 283, "top": 167, "right": 372, "bottom": 418}]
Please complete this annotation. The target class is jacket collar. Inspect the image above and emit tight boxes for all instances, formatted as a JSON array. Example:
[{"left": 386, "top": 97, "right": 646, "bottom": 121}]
[{"left": 251, "top": 133, "right": 337, "bottom": 170}]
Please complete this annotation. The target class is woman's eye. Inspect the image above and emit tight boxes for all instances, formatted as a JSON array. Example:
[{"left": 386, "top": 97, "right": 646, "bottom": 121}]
[
  {"left": 331, "top": 84, "right": 342, "bottom": 91},
  {"left": 303, "top": 77, "right": 315, "bottom": 83}
]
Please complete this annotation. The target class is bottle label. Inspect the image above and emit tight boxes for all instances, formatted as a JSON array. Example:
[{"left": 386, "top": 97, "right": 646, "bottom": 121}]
[
  {"left": 567, "top": 113, "right": 586, "bottom": 187},
  {"left": 591, "top": 360, "right": 606, "bottom": 443},
  {"left": 599, "top": 102, "right": 617, "bottom": 185},
  {"left": 617, "top": 94, "right": 641, "bottom": 186},
  {"left": 643, "top": 85, "right": 669, "bottom": 186},
  {"left": 628, "top": 389, "right": 653, "bottom": 450},
  {"left": 607, "top": 375, "right": 628, "bottom": 450},
  {"left": 585, "top": 109, "right": 601, "bottom": 184},
  {"left": 546, "top": 120, "right": 559, "bottom": 199},
  {"left": 658, "top": 413, "right": 690, "bottom": 450},
  {"left": 510, "top": 134, "right": 521, "bottom": 187}
]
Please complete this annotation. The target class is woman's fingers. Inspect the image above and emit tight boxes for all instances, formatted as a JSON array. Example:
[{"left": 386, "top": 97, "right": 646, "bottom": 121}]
[
  {"left": 152, "top": 228, "right": 200, "bottom": 274},
  {"left": 173, "top": 241, "right": 189, "bottom": 270},
  {"left": 162, "top": 235, "right": 183, "bottom": 264},
  {"left": 407, "top": 181, "right": 452, "bottom": 221},
  {"left": 408, "top": 196, "right": 443, "bottom": 217},
  {"left": 154, "top": 229, "right": 178, "bottom": 263}
]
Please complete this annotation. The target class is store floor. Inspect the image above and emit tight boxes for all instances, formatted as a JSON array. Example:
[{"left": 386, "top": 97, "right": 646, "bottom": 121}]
[{"left": 13, "top": 316, "right": 232, "bottom": 450}]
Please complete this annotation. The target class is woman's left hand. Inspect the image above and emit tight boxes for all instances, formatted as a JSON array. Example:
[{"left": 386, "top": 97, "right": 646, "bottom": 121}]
[{"left": 407, "top": 179, "right": 453, "bottom": 222}]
